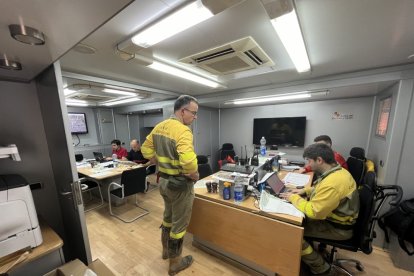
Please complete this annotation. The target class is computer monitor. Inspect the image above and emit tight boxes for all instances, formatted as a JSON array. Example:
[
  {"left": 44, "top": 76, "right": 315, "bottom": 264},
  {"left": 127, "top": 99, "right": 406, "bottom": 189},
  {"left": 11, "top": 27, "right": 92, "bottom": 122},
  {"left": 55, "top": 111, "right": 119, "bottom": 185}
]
[{"left": 93, "top": 152, "right": 104, "bottom": 162}]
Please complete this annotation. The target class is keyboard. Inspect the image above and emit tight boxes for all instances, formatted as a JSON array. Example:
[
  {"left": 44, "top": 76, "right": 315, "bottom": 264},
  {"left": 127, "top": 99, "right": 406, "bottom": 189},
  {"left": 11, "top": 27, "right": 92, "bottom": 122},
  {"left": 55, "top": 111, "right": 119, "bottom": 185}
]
[{"left": 221, "top": 164, "right": 254, "bottom": 174}]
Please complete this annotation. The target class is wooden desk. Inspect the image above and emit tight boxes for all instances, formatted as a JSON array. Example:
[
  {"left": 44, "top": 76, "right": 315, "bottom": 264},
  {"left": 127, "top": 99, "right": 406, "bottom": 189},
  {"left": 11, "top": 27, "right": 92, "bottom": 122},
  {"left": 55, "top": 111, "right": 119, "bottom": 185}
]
[
  {"left": 0, "top": 222, "right": 64, "bottom": 275},
  {"left": 77, "top": 163, "right": 143, "bottom": 180},
  {"left": 187, "top": 171, "right": 313, "bottom": 276}
]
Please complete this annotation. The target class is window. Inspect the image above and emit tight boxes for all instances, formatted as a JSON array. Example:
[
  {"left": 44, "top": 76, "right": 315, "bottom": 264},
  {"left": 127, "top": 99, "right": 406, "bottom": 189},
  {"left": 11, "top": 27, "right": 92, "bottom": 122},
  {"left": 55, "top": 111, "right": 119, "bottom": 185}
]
[{"left": 375, "top": 96, "right": 392, "bottom": 137}]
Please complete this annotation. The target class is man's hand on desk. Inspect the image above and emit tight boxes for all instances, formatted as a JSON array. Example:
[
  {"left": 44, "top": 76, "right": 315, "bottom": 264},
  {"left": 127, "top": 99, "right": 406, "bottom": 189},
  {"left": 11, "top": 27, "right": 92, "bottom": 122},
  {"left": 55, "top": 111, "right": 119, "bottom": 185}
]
[
  {"left": 279, "top": 188, "right": 306, "bottom": 200},
  {"left": 184, "top": 171, "right": 199, "bottom": 182}
]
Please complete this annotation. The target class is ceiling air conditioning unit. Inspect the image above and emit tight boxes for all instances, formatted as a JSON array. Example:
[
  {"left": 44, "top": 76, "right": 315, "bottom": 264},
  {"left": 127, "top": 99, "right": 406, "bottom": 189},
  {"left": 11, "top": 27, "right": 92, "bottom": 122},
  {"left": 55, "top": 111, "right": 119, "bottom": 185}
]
[{"left": 179, "top": 36, "right": 274, "bottom": 75}]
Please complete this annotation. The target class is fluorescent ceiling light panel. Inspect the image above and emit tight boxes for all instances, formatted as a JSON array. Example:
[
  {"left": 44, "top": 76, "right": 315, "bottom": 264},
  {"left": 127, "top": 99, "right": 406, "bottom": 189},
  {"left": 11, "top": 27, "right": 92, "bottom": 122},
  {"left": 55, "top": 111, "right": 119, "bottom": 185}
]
[
  {"left": 64, "top": 88, "right": 77, "bottom": 96},
  {"left": 104, "top": 84, "right": 136, "bottom": 92},
  {"left": 131, "top": 1, "right": 213, "bottom": 48},
  {"left": 232, "top": 93, "right": 311, "bottom": 105},
  {"left": 148, "top": 61, "right": 221, "bottom": 88},
  {"left": 271, "top": 10, "right": 310, "bottom": 73},
  {"left": 102, "top": 97, "right": 142, "bottom": 106},
  {"left": 102, "top": 88, "right": 136, "bottom": 96},
  {"left": 65, "top": 99, "right": 89, "bottom": 106}
]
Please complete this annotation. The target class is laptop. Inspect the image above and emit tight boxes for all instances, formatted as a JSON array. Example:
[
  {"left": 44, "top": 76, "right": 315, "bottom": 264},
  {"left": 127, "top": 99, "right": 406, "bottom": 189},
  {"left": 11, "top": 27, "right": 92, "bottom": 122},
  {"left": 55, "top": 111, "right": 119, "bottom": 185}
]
[
  {"left": 93, "top": 152, "right": 109, "bottom": 163},
  {"left": 265, "top": 172, "right": 287, "bottom": 196}
]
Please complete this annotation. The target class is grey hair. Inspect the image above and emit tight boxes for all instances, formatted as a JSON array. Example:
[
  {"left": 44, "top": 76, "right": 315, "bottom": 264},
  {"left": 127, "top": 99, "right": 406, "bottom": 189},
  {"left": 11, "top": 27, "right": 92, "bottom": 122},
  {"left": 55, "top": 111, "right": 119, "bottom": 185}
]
[{"left": 174, "top": 95, "right": 198, "bottom": 112}]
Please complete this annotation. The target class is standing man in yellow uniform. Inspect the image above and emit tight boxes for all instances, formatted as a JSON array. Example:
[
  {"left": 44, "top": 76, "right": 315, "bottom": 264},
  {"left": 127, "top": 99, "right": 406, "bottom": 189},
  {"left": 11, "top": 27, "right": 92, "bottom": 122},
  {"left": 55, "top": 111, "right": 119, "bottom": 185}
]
[
  {"left": 141, "top": 95, "right": 199, "bottom": 276},
  {"left": 281, "top": 143, "right": 359, "bottom": 275}
]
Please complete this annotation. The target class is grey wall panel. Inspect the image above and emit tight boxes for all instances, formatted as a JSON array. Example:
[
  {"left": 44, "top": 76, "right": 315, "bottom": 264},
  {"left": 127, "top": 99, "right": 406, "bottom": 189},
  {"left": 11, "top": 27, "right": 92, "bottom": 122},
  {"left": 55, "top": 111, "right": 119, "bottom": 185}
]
[
  {"left": 143, "top": 113, "right": 163, "bottom": 127},
  {"left": 67, "top": 106, "right": 99, "bottom": 146},
  {"left": 220, "top": 97, "right": 374, "bottom": 162},
  {"left": 0, "top": 80, "right": 65, "bottom": 235},
  {"left": 396, "top": 85, "right": 414, "bottom": 199},
  {"left": 97, "top": 109, "right": 115, "bottom": 144},
  {"left": 114, "top": 113, "right": 129, "bottom": 145},
  {"left": 128, "top": 115, "right": 141, "bottom": 142}
]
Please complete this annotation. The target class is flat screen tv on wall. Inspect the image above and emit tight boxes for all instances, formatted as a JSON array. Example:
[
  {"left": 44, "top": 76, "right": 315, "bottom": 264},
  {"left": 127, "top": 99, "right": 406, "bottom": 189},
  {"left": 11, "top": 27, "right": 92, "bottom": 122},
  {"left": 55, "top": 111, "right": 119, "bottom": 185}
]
[
  {"left": 68, "top": 112, "right": 88, "bottom": 134},
  {"left": 253, "top": 117, "right": 306, "bottom": 147}
]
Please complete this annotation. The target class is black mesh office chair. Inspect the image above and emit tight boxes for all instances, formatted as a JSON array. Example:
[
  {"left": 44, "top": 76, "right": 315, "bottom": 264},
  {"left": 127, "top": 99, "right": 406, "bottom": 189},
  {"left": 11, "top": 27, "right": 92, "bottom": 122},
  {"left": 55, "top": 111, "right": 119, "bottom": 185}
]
[
  {"left": 346, "top": 147, "right": 366, "bottom": 186},
  {"left": 108, "top": 167, "right": 149, "bottom": 223},
  {"left": 79, "top": 177, "right": 104, "bottom": 212},
  {"left": 197, "top": 155, "right": 212, "bottom": 179},
  {"left": 308, "top": 172, "right": 402, "bottom": 275}
]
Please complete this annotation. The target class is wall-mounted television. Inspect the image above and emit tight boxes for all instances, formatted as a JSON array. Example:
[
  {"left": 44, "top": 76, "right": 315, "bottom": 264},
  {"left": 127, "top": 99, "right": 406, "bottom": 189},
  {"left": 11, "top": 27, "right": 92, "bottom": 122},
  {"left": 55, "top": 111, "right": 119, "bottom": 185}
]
[
  {"left": 68, "top": 112, "right": 88, "bottom": 134},
  {"left": 253, "top": 117, "right": 306, "bottom": 147}
]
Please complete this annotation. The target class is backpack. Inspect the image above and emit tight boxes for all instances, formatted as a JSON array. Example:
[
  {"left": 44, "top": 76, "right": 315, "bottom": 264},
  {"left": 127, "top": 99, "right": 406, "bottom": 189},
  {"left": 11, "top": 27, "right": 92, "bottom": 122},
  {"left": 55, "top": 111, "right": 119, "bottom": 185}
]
[{"left": 378, "top": 198, "right": 414, "bottom": 255}]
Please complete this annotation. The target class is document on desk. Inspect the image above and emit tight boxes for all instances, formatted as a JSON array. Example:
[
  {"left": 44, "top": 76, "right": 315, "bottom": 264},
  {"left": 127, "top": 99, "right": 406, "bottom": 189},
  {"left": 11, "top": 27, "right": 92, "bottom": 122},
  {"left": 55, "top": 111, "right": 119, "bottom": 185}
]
[
  {"left": 283, "top": 172, "right": 310, "bottom": 187},
  {"left": 259, "top": 190, "right": 304, "bottom": 218},
  {"left": 194, "top": 180, "right": 207, "bottom": 188}
]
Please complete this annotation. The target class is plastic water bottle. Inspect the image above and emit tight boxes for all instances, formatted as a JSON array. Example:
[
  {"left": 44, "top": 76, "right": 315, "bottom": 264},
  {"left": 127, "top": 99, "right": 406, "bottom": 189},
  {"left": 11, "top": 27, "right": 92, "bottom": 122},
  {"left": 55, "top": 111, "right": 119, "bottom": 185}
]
[
  {"left": 112, "top": 154, "right": 118, "bottom": 167},
  {"left": 260, "top": 136, "right": 266, "bottom": 156},
  {"left": 234, "top": 175, "right": 244, "bottom": 204}
]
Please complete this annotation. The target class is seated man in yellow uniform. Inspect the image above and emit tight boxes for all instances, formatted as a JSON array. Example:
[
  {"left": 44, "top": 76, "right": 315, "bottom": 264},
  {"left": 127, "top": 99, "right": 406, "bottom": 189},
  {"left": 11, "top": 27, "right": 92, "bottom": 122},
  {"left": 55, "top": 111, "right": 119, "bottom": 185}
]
[{"left": 281, "top": 143, "right": 359, "bottom": 275}]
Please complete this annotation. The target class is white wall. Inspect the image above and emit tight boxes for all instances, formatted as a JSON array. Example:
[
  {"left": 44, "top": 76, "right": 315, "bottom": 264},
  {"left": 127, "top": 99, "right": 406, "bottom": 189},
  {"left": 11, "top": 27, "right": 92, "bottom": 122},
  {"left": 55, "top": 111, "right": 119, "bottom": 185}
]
[{"left": 220, "top": 97, "right": 374, "bottom": 162}]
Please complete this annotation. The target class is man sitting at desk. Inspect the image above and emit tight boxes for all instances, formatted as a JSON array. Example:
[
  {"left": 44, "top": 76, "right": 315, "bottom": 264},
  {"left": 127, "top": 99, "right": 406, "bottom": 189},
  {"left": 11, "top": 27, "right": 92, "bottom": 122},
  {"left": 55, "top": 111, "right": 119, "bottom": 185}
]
[
  {"left": 110, "top": 139, "right": 128, "bottom": 159},
  {"left": 280, "top": 143, "right": 359, "bottom": 275},
  {"left": 122, "top": 139, "right": 150, "bottom": 166},
  {"left": 297, "top": 135, "right": 348, "bottom": 174}
]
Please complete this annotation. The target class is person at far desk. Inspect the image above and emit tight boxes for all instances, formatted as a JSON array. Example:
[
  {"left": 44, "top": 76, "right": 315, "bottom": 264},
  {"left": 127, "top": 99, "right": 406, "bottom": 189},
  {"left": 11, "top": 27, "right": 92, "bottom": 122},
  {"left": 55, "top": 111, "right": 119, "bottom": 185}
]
[
  {"left": 109, "top": 139, "right": 128, "bottom": 159},
  {"left": 122, "top": 139, "right": 150, "bottom": 166},
  {"left": 141, "top": 95, "right": 199, "bottom": 276},
  {"left": 280, "top": 143, "right": 359, "bottom": 275},
  {"left": 296, "top": 135, "right": 348, "bottom": 174}
]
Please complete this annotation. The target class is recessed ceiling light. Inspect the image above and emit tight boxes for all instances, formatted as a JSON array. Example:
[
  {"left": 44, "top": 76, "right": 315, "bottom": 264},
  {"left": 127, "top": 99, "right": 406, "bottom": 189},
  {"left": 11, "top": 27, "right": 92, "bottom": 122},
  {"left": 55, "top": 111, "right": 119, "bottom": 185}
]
[
  {"left": 0, "top": 58, "right": 22, "bottom": 70},
  {"left": 73, "top": 43, "right": 97, "bottom": 54},
  {"left": 9, "top": 24, "right": 45, "bottom": 45}
]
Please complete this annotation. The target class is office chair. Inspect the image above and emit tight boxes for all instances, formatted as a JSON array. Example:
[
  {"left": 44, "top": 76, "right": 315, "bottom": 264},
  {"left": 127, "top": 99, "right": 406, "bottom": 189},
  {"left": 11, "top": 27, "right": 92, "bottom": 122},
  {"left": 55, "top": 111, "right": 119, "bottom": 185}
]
[
  {"left": 220, "top": 143, "right": 236, "bottom": 160},
  {"left": 346, "top": 147, "right": 366, "bottom": 186},
  {"left": 308, "top": 172, "right": 402, "bottom": 275},
  {"left": 108, "top": 167, "right": 149, "bottom": 223},
  {"left": 79, "top": 176, "right": 104, "bottom": 212},
  {"left": 75, "top": 154, "right": 84, "bottom": 162},
  {"left": 197, "top": 155, "right": 212, "bottom": 179}
]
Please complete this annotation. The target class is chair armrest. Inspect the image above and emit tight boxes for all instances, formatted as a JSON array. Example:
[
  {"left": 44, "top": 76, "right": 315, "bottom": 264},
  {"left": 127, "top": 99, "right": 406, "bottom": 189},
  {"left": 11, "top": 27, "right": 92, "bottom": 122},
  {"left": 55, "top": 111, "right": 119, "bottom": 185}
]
[{"left": 376, "top": 184, "right": 403, "bottom": 206}]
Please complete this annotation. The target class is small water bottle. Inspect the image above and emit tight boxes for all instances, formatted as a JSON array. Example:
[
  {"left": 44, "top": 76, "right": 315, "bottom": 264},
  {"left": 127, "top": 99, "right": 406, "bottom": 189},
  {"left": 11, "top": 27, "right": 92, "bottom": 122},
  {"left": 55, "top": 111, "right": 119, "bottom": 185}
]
[
  {"left": 234, "top": 175, "right": 244, "bottom": 204},
  {"left": 112, "top": 154, "right": 118, "bottom": 167},
  {"left": 260, "top": 136, "right": 266, "bottom": 156}
]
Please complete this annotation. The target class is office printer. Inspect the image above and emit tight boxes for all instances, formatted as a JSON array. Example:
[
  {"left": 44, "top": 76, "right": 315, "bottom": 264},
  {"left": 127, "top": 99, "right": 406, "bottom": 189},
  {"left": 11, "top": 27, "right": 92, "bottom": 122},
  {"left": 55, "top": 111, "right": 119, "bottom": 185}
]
[{"left": 0, "top": 174, "right": 43, "bottom": 258}]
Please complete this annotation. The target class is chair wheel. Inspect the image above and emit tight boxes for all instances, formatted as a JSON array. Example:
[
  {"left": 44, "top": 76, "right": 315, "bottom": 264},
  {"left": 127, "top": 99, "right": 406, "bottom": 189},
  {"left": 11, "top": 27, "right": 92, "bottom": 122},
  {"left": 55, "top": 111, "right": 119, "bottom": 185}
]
[{"left": 356, "top": 264, "right": 364, "bottom": 271}]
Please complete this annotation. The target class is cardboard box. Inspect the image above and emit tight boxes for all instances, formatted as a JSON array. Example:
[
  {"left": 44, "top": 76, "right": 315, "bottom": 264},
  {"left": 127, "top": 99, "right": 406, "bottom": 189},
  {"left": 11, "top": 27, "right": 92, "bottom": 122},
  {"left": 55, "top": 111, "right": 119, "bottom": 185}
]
[{"left": 44, "top": 258, "right": 115, "bottom": 276}]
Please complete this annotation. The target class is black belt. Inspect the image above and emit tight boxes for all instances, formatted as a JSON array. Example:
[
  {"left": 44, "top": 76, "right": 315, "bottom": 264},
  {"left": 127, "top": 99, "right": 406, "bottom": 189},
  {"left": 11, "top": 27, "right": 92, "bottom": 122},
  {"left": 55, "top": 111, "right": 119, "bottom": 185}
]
[
  {"left": 327, "top": 220, "right": 354, "bottom": 230},
  {"left": 159, "top": 172, "right": 180, "bottom": 179}
]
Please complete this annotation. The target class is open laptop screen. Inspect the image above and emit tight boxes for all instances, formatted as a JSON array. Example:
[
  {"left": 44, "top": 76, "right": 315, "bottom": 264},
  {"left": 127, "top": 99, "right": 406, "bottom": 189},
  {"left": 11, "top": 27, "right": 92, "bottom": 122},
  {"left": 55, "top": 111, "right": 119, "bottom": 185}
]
[{"left": 266, "top": 172, "right": 286, "bottom": 195}]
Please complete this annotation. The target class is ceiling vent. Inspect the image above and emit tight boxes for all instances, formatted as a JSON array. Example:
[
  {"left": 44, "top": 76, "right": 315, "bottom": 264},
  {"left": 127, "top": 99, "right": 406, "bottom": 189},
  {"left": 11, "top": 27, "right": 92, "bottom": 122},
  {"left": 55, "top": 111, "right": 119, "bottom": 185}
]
[{"left": 179, "top": 36, "right": 274, "bottom": 75}]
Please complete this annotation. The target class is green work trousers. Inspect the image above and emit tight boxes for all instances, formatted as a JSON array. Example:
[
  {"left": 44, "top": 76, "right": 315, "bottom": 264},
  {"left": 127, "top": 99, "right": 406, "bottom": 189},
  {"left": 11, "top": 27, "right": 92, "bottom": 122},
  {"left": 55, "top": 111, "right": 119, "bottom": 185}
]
[{"left": 159, "top": 176, "right": 194, "bottom": 239}]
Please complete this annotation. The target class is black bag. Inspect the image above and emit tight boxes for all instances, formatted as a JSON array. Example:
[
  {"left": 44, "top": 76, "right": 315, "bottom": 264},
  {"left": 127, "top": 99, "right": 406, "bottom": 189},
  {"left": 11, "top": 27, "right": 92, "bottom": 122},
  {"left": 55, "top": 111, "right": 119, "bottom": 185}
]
[{"left": 378, "top": 198, "right": 414, "bottom": 255}]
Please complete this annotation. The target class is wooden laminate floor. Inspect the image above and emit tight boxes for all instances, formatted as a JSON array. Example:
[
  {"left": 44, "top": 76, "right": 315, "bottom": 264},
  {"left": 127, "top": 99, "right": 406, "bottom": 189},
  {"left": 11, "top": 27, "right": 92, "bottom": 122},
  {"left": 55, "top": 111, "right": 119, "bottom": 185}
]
[{"left": 85, "top": 176, "right": 413, "bottom": 275}]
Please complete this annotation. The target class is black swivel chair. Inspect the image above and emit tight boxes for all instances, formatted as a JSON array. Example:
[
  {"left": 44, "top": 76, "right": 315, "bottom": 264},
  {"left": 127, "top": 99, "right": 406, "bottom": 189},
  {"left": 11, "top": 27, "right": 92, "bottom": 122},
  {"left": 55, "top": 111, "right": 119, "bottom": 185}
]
[
  {"left": 108, "top": 167, "right": 149, "bottom": 223},
  {"left": 346, "top": 147, "right": 366, "bottom": 186},
  {"left": 220, "top": 143, "right": 236, "bottom": 160},
  {"left": 197, "top": 155, "right": 212, "bottom": 179},
  {"left": 308, "top": 172, "right": 402, "bottom": 275},
  {"left": 75, "top": 154, "right": 84, "bottom": 162}
]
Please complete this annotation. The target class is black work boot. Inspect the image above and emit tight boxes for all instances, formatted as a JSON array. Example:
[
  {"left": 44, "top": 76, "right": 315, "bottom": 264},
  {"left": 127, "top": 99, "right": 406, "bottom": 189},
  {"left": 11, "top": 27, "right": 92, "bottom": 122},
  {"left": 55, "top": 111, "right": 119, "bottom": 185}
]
[
  {"left": 161, "top": 225, "right": 171, "bottom": 260},
  {"left": 168, "top": 237, "right": 193, "bottom": 275}
]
